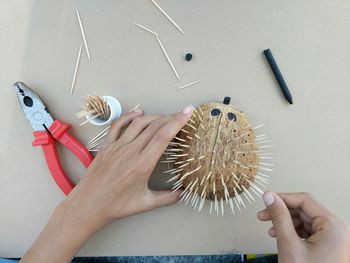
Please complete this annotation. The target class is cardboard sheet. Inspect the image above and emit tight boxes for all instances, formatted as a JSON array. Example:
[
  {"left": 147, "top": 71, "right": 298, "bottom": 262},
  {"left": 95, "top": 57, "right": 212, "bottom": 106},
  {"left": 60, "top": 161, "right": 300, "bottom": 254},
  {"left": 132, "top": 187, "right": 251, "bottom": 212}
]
[{"left": 1, "top": 0, "right": 350, "bottom": 257}]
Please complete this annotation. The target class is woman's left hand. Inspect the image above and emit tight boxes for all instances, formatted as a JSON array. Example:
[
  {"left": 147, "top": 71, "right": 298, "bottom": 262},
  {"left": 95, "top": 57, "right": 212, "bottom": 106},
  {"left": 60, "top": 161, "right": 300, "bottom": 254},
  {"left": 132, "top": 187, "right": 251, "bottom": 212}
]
[{"left": 20, "top": 105, "right": 193, "bottom": 263}]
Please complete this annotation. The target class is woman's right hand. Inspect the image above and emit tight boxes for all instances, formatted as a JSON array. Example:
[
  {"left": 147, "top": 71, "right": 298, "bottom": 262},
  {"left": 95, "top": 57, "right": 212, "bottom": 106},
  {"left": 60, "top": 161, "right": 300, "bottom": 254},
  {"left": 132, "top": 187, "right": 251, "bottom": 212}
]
[{"left": 258, "top": 192, "right": 350, "bottom": 263}]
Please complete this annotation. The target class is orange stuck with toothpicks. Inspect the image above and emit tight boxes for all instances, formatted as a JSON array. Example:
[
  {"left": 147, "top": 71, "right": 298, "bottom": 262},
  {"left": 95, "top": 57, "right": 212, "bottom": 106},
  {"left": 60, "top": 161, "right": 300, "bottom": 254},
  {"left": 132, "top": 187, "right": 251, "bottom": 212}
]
[{"left": 164, "top": 97, "right": 273, "bottom": 215}]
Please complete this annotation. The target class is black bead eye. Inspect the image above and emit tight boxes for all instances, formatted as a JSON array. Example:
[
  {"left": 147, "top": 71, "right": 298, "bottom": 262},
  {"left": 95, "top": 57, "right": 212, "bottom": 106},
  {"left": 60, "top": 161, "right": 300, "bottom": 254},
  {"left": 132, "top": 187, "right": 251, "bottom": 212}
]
[
  {"left": 211, "top": 108, "right": 221, "bottom": 116},
  {"left": 227, "top": 112, "right": 237, "bottom": 121}
]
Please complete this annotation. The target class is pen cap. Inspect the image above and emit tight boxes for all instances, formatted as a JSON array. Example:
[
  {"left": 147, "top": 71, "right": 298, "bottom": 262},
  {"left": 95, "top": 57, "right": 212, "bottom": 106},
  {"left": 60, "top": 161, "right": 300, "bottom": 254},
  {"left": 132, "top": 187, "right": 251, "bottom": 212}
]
[{"left": 86, "top": 96, "right": 122, "bottom": 126}]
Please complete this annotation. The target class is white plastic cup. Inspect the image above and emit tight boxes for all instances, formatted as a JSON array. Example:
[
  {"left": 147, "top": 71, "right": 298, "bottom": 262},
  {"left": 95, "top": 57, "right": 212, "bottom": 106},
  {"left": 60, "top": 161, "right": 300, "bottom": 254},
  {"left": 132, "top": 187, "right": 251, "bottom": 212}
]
[{"left": 86, "top": 96, "right": 122, "bottom": 126}]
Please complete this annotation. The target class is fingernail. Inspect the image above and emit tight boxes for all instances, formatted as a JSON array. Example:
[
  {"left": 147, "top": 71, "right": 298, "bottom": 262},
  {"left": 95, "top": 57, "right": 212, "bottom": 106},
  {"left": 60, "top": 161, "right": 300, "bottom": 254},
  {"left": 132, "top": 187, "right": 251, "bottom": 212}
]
[
  {"left": 182, "top": 105, "right": 193, "bottom": 115},
  {"left": 264, "top": 192, "right": 275, "bottom": 206},
  {"left": 134, "top": 108, "right": 143, "bottom": 113}
]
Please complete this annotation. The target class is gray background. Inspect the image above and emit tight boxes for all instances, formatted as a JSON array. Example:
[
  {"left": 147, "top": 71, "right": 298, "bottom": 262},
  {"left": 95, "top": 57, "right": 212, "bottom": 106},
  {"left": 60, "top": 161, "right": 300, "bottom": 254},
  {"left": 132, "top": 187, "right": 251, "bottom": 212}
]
[{"left": 1, "top": 0, "right": 350, "bottom": 257}]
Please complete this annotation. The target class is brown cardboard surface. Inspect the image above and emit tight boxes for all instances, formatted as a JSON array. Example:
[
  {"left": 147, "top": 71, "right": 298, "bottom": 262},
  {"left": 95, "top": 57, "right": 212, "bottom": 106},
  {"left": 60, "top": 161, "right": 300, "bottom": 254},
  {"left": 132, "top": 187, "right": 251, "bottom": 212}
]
[{"left": 1, "top": 0, "right": 350, "bottom": 257}]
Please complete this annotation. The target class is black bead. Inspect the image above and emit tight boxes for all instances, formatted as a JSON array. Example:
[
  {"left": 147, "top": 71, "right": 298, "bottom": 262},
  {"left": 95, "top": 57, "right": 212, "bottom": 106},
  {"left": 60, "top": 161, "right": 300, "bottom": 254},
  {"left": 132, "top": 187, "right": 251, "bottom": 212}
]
[
  {"left": 185, "top": 53, "right": 193, "bottom": 61},
  {"left": 223, "top": 96, "right": 231, "bottom": 105}
]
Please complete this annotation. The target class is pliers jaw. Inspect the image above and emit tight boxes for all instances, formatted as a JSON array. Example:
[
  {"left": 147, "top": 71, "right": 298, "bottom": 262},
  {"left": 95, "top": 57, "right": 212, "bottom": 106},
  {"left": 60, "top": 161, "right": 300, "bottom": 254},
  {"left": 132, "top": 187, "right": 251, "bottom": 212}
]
[{"left": 14, "top": 82, "right": 54, "bottom": 132}]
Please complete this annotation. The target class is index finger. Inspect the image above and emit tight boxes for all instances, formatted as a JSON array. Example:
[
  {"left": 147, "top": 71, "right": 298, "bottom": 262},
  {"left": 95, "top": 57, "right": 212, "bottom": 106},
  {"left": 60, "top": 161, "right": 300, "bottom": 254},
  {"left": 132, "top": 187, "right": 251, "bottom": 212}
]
[
  {"left": 140, "top": 105, "right": 193, "bottom": 171},
  {"left": 277, "top": 192, "right": 332, "bottom": 219}
]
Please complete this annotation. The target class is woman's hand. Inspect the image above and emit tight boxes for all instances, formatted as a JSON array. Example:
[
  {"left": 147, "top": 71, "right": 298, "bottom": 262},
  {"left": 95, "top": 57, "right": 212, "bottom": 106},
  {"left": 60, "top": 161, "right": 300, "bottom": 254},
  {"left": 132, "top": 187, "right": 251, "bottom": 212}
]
[
  {"left": 20, "top": 105, "right": 193, "bottom": 263},
  {"left": 258, "top": 192, "right": 350, "bottom": 263}
]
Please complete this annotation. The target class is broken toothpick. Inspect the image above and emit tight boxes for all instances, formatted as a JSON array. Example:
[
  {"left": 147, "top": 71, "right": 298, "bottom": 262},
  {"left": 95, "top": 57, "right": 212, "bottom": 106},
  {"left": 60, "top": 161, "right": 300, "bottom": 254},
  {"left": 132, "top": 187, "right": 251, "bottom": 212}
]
[
  {"left": 135, "top": 23, "right": 180, "bottom": 80},
  {"left": 178, "top": 80, "right": 200, "bottom": 90},
  {"left": 134, "top": 23, "right": 158, "bottom": 36},
  {"left": 156, "top": 35, "right": 180, "bottom": 80}
]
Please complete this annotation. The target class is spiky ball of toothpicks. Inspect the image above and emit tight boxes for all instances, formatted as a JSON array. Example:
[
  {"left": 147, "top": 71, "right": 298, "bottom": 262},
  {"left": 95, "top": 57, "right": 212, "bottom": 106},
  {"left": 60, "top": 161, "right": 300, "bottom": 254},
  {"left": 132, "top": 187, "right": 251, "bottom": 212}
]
[
  {"left": 164, "top": 97, "right": 273, "bottom": 215},
  {"left": 77, "top": 95, "right": 111, "bottom": 124}
]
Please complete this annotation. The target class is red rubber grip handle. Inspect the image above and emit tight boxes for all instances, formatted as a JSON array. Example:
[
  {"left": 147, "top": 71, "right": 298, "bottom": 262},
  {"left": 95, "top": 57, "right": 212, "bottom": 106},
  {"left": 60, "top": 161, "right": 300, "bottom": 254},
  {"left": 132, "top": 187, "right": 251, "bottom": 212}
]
[
  {"left": 49, "top": 120, "right": 93, "bottom": 168},
  {"left": 33, "top": 132, "right": 74, "bottom": 195},
  {"left": 32, "top": 120, "right": 93, "bottom": 195}
]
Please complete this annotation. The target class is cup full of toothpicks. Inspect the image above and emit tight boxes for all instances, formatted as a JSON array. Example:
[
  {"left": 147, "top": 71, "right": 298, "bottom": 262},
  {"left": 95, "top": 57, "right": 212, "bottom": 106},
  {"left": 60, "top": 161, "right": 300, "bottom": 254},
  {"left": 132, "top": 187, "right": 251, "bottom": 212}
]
[{"left": 77, "top": 95, "right": 122, "bottom": 126}]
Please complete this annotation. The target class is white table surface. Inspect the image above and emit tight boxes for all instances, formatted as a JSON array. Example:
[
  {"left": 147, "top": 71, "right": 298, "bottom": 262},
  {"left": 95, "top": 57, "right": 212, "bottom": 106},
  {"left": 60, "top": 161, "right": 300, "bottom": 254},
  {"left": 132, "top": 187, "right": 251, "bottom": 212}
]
[{"left": 1, "top": 0, "right": 350, "bottom": 258}]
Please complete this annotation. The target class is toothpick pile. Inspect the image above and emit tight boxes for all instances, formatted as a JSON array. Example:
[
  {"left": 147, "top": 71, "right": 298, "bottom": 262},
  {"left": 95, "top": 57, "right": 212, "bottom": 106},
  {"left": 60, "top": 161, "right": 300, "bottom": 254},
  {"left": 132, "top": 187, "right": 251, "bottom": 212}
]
[{"left": 77, "top": 95, "right": 110, "bottom": 126}]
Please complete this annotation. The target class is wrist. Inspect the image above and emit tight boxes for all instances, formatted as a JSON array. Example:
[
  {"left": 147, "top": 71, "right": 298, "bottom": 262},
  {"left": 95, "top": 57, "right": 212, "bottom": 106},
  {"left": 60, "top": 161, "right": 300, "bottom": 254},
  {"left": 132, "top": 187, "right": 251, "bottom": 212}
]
[{"left": 21, "top": 201, "right": 97, "bottom": 263}]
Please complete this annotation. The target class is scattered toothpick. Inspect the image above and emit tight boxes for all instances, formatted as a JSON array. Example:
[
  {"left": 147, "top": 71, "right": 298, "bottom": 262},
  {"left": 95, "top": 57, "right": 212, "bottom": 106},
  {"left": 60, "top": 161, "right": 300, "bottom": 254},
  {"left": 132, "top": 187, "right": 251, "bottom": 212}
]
[
  {"left": 151, "top": 0, "right": 185, "bottom": 35},
  {"left": 70, "top": 45, "right": 82, "bottom": 96},
  {"left": 177, "top": 80, "right": 200, "bottom": 90},
  {"left": 155, "top": 35, "right": 180, "bottom": 80},
  {"left": 75, "top": 8, "right": 91, "bottom": 61},
  {"left": 134, "top": 23, "right": 158, "bottom": 36}
]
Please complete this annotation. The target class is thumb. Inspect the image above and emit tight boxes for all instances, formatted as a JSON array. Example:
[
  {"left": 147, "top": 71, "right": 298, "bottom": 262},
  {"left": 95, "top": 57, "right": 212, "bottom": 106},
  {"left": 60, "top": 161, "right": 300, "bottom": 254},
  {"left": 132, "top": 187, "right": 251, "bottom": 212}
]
[
  {"left": 264, "top": 191, "right": 299, "bottom": 244},
  {"left": 150, "top": 190, "right": 181, "bottom": 208}
]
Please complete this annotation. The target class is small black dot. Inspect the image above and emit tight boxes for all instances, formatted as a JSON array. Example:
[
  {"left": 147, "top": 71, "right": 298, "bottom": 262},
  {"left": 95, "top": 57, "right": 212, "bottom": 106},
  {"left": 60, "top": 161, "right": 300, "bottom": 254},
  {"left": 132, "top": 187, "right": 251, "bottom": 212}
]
[
  {"left": 243, "top": 154, "right": 246, "bottom": 156},
  {"left": 185, "top": 53, "right": 193, "bottom": 61}
]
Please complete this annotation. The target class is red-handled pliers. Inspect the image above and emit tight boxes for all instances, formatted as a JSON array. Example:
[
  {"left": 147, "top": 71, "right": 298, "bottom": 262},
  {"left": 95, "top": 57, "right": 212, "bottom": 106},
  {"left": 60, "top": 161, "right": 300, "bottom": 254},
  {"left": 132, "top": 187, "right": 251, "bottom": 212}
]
[{"left": 14, "top": 82, "right": 93, "bottom": 195}]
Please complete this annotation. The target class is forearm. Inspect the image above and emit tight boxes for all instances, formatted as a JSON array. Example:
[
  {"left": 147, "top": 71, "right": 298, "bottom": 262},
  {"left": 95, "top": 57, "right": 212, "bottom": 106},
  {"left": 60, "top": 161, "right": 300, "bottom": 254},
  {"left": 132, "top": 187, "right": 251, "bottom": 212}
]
[{"left": 20, "top": 202, "right": 96, "bottom": 263}]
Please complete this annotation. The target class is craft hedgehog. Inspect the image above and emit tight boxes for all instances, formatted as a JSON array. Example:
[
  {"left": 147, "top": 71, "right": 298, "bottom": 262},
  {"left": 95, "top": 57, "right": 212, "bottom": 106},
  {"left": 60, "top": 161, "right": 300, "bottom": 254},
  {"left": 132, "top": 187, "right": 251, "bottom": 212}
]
[{"left": 163, "top": 97, "right": 273, "bottom": 215}]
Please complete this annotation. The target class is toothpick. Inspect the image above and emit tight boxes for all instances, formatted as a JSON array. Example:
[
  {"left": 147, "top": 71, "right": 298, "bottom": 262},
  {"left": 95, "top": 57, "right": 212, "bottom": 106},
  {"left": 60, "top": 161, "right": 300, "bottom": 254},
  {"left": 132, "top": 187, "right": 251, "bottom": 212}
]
[
  {"left": 174, "top": 136, "right": 186, "bottom": 142},
  {"left": 177, "top": 162, "right": 190, "bottom": 169},
  {"left": 242, "top": 185, "right": 255, "bottom": 202},
  {"left": 166, "top": 174, "right": 180, "bottom": 183},
  {"left": 200, "top": 176, "right": 206, "bottom": 186},
  {"left": 177, "top": 80, "right": 200, "bottom": 90},
  {"left": 260, "top": 162, "right": 274, "bottom": 166},
  {"left": 79, "top": 113, "right": 101, "bottom": 126},
  {"left": 185, "top": 123, "right": 197, "bottom": 130},
  {"left": 75, "top": 9, "right": 91, "bottom": 61},
  {"left": 129, "top": 103, "right": 141, "bottom": 112},
  {"left": 179, "top": 165, "right": 201, "bottom": 181},
  {"left": 206, "top": 170, "right": 212, "bottom": 180},
  {"left": 257, "top": 172, "right": 270, "bottom": 178},
  {"left": 234, "top": 196, "right": 241, "bottom": 211},
  {"left": 242, "top": 190, "right": 252, "bottom": 204},
  {"left": 151, "top": 0, "right": 185, "bottom": 35},
  {"left": 172, "top": 183, "right": 183, "bottom": 192},
  {"left": 253, "top": 124, "right": 264, "bottom": 130},
  {"left": 180, "top": 181, "right": 193, "bottom": 197},
  {"left": 156, "top": 35, "right": 180, "bottom": 80},
  {"left": 229, "top": 198, "right": 235, "bottom": 215},
  {"left": 259, "top": 145, "right": 274, "bottom": 149},
  {"left": 221, "top": 198, "right": 224, "bottom": 216},
  {"left": 256, "top": 133, "right": 267, "bottom": 138},
  {"left": 134, "top": 23, "right": 158, "bottom": 36},
  {"left": 170, "top": 153, "right": 188, "bottom": 157},
  {"left": 198, "top": 198, "right": 205, "bottom": 212},
  {"left": 70, "top": 45, "right": 82, "bottom": 96},
  {"left": 164, "top": 168, "right": 177, "bottom": 174},
  {"left": 194, "top": 134, "right": 201, "bottom": 140}
]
